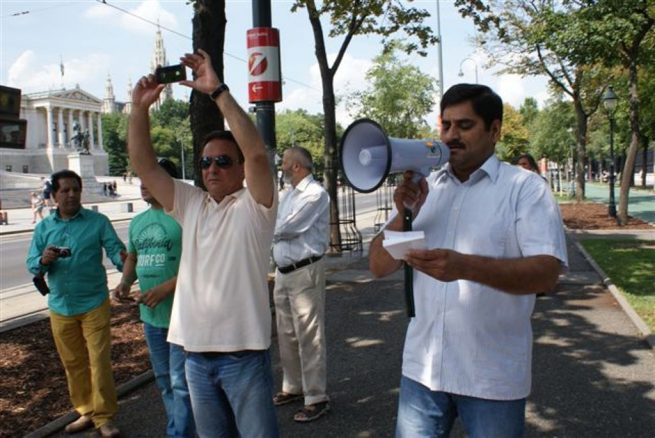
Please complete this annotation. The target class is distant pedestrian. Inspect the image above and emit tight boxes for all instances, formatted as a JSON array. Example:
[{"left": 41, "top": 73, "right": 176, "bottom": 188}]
[
  {"left": 31, "top": 191, "right": 45, "bottom": 224},
  {"left": 112, "top": 180, "right": 118, "bottom": 196},
  {"left": 41, "top": 177, "right": 53, "bottom": 207},
  {"left": 102, "top": 183, "right": 108, "bottom": 197},
  {"left": 0, "top": 198, "right": 7, "bottom": 225},
  {"left": 272, "top": 146, "right": 331, "bottom": 422},
  {"left": 515, "top": 153, "right": 540, "bottom": 174}
]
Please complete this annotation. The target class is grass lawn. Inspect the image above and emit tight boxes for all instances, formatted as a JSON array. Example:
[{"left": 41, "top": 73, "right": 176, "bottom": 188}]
[{"left": 580, "top": 239, "right": 655, "bottom": 332}]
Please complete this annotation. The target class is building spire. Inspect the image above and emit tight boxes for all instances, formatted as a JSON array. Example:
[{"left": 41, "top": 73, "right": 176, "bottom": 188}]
[
  {"left": 150, "top": 20, "right": 173, "bottom": 110},
  {"left": 103, "top": 74, "right": 116, "bottom": 113}
]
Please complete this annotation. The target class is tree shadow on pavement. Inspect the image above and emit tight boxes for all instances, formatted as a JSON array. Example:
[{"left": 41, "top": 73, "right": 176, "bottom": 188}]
[{"left": 528, "top": 283, "right": 655, "bottom": 435}]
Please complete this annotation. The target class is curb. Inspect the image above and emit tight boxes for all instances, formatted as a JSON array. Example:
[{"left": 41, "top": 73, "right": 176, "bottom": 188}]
[
  {"left": 0, "top": 217, "right": 134, "bottom": 237},
  {"left": 23, "top": 370, "right": 154, "bottom": 438},
  {"left": 572, "top": 237, "right": 655, "bottom": 350}
]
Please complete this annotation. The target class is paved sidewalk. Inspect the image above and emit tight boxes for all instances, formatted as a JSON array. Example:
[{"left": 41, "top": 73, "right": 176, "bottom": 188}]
[
  {"left": 27, "top": 234, "right": 654, "bottom": 438},
  {"left": 5, "top": 178, "right": 653, "bottom": 437}
]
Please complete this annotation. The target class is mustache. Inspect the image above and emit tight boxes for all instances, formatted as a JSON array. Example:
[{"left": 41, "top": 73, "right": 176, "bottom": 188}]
[{"left": 447, "top": 141, "right": 465, "bottom": 149}]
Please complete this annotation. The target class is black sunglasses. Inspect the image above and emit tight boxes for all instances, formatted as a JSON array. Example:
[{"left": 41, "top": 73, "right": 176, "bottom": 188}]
[{"left": 200, "top": 155, "right": 235, "bottom": 169}]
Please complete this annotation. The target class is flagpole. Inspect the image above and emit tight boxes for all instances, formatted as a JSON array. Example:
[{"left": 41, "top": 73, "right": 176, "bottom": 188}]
[{"left": 60, "top": 55, "right": 65, "bottom": 89}]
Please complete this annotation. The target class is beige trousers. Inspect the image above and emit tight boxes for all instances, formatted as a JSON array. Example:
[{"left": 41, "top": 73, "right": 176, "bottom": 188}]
[{"left": 274, "top": 258, "right": 328, "bottom": 406}]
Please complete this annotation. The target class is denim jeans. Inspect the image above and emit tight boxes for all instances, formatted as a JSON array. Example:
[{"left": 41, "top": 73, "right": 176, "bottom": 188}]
[
  {"left": 185, "top": 350, "right": 279, "bottom": 438},
  {"left": 395, "top": 375, "right": 526, "bottom": 438},
  {"left": 143, "top": 323, "right": 195, "bottom": 437}
]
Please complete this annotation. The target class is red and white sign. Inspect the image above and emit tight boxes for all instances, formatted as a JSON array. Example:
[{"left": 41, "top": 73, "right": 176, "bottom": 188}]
[{"left": 247, "top": 27, "right": 282, "bottom": 103}]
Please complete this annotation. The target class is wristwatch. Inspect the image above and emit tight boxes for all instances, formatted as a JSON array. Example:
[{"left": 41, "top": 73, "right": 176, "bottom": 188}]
[{"left": 210, "top": 83, "right": 229, "bottom": 100}]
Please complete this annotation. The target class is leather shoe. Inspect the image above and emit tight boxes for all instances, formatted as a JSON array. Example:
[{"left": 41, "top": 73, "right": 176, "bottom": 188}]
[
  {"left": 64, "top": 415, "right": 93, "bottom": 433},
  {"left": 97, "top": 421, "right": 120, "bottom": 437}
]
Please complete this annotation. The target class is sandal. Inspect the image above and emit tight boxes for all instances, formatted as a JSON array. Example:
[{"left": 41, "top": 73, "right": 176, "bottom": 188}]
[
  {"left": 273, "top": 392, "right": 303, "bottom": 406},
  {"left": 293, "top": 401, "right": 330, "bottom": 423}
]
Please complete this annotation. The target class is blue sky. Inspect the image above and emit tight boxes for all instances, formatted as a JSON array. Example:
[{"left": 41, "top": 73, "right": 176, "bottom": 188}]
[{"left": 1, "top": 0, "right": 550, "bottom": 127}]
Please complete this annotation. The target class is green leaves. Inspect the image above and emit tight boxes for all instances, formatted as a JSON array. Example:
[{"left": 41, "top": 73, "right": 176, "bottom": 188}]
[{"left": 346, "top": 43, "right": 436, "bottom": 139}]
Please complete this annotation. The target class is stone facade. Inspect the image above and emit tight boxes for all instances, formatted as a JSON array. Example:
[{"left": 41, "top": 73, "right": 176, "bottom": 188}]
[{"left": 1, "top": 86, "right": 108, "bottom": 176}]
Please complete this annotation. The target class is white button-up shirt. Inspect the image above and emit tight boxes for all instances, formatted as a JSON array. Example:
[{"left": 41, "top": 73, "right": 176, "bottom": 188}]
[
  {"left": 273, "top": 175, "right": 330, "bottom": 267},
  {"left": 394, "top": 155, "right": 567, "bottom": 400}
]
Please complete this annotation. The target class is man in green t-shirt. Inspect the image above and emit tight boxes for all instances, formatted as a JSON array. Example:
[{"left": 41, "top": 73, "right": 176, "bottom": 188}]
[{"left": 113, "top": 159, "right": 195, "bottom": 437}]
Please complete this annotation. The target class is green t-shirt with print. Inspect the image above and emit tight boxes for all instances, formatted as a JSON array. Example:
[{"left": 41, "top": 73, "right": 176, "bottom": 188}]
[{"left": 127, "top": 208, "right": 182, "bottom": 328}]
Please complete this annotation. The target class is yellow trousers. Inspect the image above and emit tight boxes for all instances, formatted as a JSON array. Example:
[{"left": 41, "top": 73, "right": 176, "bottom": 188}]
[{"left": 50, "top": 298, "right": 117, "bottom": 427}]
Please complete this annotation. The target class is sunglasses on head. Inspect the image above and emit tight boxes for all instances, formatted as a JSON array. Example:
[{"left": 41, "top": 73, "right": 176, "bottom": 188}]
[{"left": 200, "top": 155, "right": 235, "bottom": 169}]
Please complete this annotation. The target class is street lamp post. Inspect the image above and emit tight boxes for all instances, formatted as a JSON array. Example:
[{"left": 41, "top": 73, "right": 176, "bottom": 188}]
[
  {"left": 568, "top": 128, "right": 575, "bottom": 197},
  {"left": 458, "top": 57, "right": 479, "bottom": 84},
  {"left": 602, "top": 86, "right": 618, "bottom": 219}
]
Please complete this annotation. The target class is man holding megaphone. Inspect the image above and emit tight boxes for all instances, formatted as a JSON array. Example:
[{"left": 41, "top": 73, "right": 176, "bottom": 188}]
[{"left": 369, "top": 84, "right": 567, "bottom": 437}]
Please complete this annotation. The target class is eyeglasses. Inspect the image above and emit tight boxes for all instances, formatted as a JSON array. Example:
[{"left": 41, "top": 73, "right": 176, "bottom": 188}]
[{"left": 200, "top": 155, "right": 235, "bottom": 170}]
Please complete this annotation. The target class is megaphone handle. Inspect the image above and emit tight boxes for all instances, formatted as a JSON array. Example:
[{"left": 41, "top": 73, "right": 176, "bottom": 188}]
[{"left": 403, "top": 207, "right": 416, "bottom": 318}]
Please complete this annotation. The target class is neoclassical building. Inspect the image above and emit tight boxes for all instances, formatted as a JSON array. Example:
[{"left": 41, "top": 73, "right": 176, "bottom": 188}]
[
  {"left": 1, "top": 86, "right": 108, "bottom": 175},
  {"left": 1, "top": 26, "right": 171, "bottom": 179}
]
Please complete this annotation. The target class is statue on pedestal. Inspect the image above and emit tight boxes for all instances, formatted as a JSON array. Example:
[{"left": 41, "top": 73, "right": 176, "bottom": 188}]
[{"left": 71, "top": 122, "right": 91, "bottom": 155}]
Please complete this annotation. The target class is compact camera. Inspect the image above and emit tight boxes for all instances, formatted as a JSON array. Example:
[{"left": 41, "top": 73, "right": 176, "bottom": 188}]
[
  {"left": 33, "top": 275, "right": 50, "bottom": 296},
  {"left": 154, "top": 64, "right": 187, "bottom": 84},
  {"left": 53, "top": 246, "right": 72, "bottom": 258}
]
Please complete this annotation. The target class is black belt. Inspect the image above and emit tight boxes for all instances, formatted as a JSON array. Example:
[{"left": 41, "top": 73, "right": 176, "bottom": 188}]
[{"left": 278, "top": 255, "right": 323, "bottom": 274}]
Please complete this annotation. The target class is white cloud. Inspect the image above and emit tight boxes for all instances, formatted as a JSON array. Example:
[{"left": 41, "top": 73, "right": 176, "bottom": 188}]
[
  {"left": 122, "top": 0, "right": 178, "bottom": 34},
  {"left": 8, "top": 50, "right": 110, "bottom": 96},
  {"left": 84, "top": 3, "right": 119, "bottom": 20},
  {"left": 495, "top": 74, "right": 527, "bottom": 108},
  {"left": 277, "top": 52, "right": 372, "bottom": 127},
  {"left": 84, "top": 0, "right": 178, "bottom": 35}
]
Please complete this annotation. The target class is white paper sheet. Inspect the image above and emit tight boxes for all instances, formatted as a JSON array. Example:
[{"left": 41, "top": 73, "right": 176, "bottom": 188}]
[{"left": 382, "top": 230, "right": 427, "bottom": 260}]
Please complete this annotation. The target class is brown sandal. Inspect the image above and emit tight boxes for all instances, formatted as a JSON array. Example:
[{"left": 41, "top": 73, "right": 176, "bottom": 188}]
[
  {"left": 293, "top": 401, "right": 330, "bottom": 422},
  {"left": 273, "top": 392, "right": 303, "bottom": 406}
]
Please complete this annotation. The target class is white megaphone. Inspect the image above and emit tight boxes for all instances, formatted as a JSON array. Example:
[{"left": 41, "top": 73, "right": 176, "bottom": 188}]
[{"left": 339, "top": 118, "right": 450, "bottom": 193}]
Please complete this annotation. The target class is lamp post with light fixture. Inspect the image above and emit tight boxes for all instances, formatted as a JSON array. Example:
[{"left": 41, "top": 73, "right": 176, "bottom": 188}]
[
  {"left": 602, "top": 86, "right": 618, "bottom": 219},
  {"left": 457, "top": 57, "right": 479, "bottom": 84}
]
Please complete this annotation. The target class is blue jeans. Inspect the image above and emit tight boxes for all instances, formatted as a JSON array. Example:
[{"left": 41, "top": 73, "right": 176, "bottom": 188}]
[
  {"left": 143, "top": 323, "right": 195, "bottom": 437},
  {"left": 185, "top": 350, "right": 279, "bottom": 438},
  {"left": 395, "top": 375, "right": 526, "bottom": 438}
]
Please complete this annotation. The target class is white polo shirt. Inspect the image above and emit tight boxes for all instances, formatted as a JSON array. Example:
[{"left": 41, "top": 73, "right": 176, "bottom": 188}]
[
  {"left": 396, "top": 155, "right": 567, "bottom": 400},
  {"left": 167, "top": 180, "right": 277, "bottom": 352}
]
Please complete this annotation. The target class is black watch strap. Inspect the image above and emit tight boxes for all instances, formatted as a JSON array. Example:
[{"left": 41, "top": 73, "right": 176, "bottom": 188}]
[{"left": 210, "top": 83, "right": 229, "bottom": 100}]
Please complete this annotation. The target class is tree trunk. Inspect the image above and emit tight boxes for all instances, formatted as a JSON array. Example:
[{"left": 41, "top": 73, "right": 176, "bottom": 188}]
[
  {"left": 190, "top": 0, "right": 226, "bottom": 188},
  {"left": 641, "top": 135, "right": 649, "bottom": 188},
  {"left": 618, "top": 59, "right": 641, "bottom": 225},
  {"left": 320, "top": 75, "right": 342, "bottom": 252},
  {"left": 305, "top": 2, "right": 341, "bottom": 251},
  {"left": 573, "top": 100, "right": 588, "bottom": 202}
]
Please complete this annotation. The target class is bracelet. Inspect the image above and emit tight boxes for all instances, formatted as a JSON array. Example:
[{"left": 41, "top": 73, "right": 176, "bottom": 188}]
[{"left": 210, "top": 83, "right": 229, "bottom": 101}]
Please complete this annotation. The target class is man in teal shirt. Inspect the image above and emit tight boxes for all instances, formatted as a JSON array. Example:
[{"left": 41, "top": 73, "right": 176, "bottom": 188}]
[
  {"left": 26, "top": 170, "right": 125, "bottom": 438},
  {"left": 114, "top": 159, "right": 195, "bottom": 437}
]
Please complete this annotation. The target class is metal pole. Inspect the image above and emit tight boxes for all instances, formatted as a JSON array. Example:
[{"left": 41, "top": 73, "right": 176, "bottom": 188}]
[
  {"left": 180, "top": 140, "right": 186, "bottom": 180},
  {"left": 252, "top": 0, "right": 277, "bottom": 167},
  {"left": 608, "top": 116, "right": 617, "bottom": 218},
  {"left": 436, "top": 1, "right": 444, "bottom": 99}
]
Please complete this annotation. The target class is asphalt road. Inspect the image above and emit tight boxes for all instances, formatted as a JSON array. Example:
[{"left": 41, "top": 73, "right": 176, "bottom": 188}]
[{"left": 0, "top": 222, "right": 130, "bottom": 291}]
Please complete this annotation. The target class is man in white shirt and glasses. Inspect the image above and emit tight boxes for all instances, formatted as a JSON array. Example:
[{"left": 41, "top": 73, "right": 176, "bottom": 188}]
[
  {"left": 128, "top": 49, "right": 279, "bottom": 437},
  {"left": 369, "top": 83, "right": 567, "bottom": 437},
  {"left": 272, "top": 146, "right": 330, "bottom": 423}
]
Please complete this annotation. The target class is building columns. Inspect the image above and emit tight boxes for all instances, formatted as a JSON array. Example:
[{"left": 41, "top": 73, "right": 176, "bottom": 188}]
[
  {"left": 96, "top": 113, "right": 104, "bottom": 150},
  {"left": 87, "top": 111, "right": 95, "bottom": 148},
  {"left": 68, "top": 110, "right": 74, "bottom": 148},
  {"left": 46, "top": 106, "right": 54, "bottom": 148},
  {"left": 57, "top": 108, "right": 65, "bottom": 146}
]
